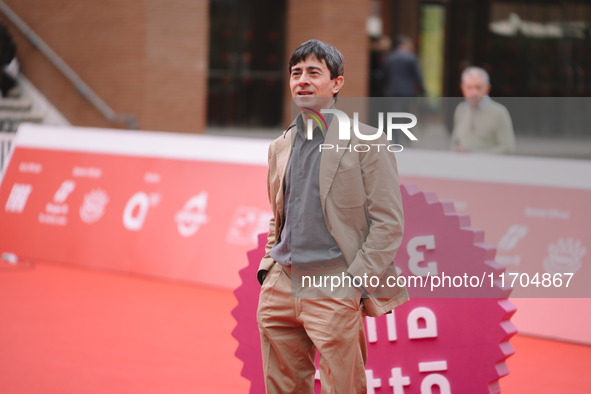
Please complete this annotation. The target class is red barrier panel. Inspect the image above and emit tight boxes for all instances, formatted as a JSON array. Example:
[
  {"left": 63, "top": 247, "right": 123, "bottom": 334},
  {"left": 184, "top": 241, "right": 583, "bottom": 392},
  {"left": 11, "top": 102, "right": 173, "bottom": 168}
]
[{"left": 0, "top": 124, "right": 270, "bottom": 289}]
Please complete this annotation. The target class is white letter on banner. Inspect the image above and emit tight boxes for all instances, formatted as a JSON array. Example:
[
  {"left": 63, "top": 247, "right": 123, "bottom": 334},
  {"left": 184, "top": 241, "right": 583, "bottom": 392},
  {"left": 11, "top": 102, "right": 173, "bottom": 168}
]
[
  {"left": 387, "top": 311, "right": 397, "bottom": 341},
  {"left": 365, "top": 370, "right": 382, "bottom": 394},
  {"left": 407, "top": 235, "right": 437, "bottom": 276},
  {"left": 407, "top": 307, "right": 438, "bottom": 339},
  {"left": 365, "top": 316, "right": 377, "bottom": 343},
  {"left": 421, "top": 374, "right": 451, "bottom": 394},
  {"left": 389, "top": 367, "right": 411, "bottom": 394}
]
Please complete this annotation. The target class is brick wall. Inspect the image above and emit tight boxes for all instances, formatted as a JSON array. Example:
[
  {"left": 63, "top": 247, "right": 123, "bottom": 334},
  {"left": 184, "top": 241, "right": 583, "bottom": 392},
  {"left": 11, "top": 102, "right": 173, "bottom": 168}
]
[
  {"left": 0, "top": 0, "right": 209, "bottom": 134},
  {"left": 0, "top": 0, "right": 374, "bottom": 133}
]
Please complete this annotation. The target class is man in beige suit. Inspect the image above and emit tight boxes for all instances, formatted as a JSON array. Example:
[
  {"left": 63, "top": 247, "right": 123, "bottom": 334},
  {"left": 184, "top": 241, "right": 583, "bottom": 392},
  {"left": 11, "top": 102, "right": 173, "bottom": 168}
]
[{"left": 257, "top": 40, "right": 408, "bottom": 393}]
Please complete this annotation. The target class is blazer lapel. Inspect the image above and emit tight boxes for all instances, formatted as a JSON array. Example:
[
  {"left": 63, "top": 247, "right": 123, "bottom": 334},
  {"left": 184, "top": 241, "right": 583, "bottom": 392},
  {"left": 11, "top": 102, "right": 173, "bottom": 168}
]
[{"left": 319, "top": 117, "right": 351, "bottom": 210}]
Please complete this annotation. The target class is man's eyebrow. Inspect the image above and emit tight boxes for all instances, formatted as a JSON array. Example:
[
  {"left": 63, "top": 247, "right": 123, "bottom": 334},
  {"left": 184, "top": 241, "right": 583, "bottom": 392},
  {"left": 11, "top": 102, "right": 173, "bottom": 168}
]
[{"left": 290, "top": 65, "right": 323, "bottom": 73}]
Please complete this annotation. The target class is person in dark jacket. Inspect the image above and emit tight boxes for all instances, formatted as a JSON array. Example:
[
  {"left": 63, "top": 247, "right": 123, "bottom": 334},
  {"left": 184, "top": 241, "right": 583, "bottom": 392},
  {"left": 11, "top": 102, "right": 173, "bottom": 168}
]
[{"left": 383, "top": 35, "right": 424, "bottom": 97}]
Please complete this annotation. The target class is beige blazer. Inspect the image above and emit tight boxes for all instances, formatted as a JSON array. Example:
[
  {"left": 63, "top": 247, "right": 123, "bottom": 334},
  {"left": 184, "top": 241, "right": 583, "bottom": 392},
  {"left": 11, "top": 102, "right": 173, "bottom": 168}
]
[{"left": 258, "top": 118, "right": 409, "bottom": 316}]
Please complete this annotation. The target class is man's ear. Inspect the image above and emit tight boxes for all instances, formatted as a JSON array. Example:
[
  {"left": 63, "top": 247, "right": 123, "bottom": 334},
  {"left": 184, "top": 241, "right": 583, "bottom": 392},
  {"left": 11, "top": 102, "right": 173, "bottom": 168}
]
[{"left": 332, "top": 76, "right": 344, "bottom": 95}]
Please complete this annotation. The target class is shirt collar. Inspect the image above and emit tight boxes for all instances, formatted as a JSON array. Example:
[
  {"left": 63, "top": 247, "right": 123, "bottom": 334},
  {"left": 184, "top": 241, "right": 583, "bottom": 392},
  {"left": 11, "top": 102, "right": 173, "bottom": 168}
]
[{"left": 466, "top": 95, "right": 491, "bottom": 110}]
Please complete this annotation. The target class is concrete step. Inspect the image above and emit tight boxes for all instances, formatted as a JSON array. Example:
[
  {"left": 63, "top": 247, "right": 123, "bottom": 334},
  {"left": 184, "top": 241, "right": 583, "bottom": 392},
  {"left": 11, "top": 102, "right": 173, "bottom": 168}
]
[
  {"left": 0, "top": 82, "right": 45, "bottom": 132},
  {"left": 0, "top": 97, "right": 33, "bottom": 111},
  {"left": 0, "top": 108, "right": 44, "bottom": 121},
  {"left": 0, "top": 107, "right": 45, "bottom": 132}
]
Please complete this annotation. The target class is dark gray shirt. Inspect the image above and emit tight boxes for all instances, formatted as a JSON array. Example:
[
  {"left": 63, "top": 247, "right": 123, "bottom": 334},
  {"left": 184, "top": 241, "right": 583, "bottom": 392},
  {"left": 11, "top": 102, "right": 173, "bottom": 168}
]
[{"left": 269, "top": 114, "right": 342, "bottom": 266}]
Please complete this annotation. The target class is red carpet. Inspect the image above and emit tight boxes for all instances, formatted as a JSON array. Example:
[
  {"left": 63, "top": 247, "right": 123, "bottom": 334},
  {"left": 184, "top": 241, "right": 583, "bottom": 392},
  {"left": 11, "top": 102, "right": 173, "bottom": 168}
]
[
  {"left": 0, "top": 261, "right": 589, "bottom": 393},
  {"left": 0, "top": 261, "right": 249, "bottom": 393}
]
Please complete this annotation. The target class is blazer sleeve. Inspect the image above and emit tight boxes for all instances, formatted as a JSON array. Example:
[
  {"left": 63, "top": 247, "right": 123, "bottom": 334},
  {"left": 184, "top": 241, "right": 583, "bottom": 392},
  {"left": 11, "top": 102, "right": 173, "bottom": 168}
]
[
  {"left": 346, "top": 132, "right": 405, "bottom": 293},
  {"left": 257, "top": 142, "right": 278, "bottom": 284}
]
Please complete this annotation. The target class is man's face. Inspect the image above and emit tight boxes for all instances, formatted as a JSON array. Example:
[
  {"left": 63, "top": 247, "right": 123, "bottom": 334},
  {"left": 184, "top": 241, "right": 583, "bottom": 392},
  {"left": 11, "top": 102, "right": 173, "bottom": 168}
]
[
  {"left": 290, "top": 55, "right": 343, "bottom": 110},
  {"left": 461, "top": 74, "right": 490, "bottom": 108}
]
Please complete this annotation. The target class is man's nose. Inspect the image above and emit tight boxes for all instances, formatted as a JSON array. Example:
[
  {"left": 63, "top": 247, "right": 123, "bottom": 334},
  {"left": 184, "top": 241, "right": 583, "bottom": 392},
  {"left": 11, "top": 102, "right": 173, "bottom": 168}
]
[{"left": 297, "top": 74, "right": 310, "bottom": 85}]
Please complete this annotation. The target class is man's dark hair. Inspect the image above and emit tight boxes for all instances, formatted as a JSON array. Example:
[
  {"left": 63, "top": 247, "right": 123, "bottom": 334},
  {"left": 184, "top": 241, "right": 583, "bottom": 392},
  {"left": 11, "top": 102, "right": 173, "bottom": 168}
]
[{"left": 288, "top": 39, "right": 344, "bottom": 80}]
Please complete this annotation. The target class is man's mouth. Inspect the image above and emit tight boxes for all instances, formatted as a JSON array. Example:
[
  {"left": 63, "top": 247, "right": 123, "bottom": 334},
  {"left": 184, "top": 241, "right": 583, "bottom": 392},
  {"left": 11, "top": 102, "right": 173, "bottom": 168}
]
[{"left": 297, "top": 91, "right": 314, "bottom": 96}]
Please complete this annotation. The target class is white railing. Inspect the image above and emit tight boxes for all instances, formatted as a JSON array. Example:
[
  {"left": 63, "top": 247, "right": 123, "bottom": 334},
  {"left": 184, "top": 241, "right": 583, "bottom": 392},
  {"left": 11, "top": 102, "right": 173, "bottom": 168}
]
[{"left": 0, "top": 131, "right": 15, "bottom": 177}]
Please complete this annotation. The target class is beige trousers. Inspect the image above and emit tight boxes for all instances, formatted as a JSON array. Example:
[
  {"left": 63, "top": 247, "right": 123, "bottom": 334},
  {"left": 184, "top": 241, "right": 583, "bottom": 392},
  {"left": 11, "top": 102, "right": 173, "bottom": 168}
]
[{"left": 257, "top": 262, "right": 367, "bottom": 394}]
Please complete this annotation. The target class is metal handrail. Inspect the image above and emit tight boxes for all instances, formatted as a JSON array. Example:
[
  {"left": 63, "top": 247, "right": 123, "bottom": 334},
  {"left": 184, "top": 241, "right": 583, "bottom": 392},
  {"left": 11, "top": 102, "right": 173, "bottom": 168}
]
[{"left": 0, "top": 1, "right": 138, "bottom": 129}]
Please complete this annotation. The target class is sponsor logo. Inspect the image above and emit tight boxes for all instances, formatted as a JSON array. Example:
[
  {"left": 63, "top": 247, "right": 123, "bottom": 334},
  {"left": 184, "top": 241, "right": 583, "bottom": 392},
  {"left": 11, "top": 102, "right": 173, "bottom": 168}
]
[
  {"left": 524, "top": 206, "right": 570, "bottom": 220},
  {"left": 543, "top": 237, "right": 586, "bottom": 275},
  {"left": 175, "top": 192, "right": 208, "bottom": 237},
  {"left": 4, "top": 183, "right": 33, "bottom": 213},
  {"left": 226, "top": 206, "right": 273, "bottom": 246},
  {"left": 79, "top": 189, "right": 109, "bottom": 224},
  {"left": 123, "top": 191, "right": 161, "bottom": 231},
  {"left": 144, "top": 172, "right": 161, "bottom": 184},
  {"left": 53, "top": 180, "right": 75, "bottom": 203},
  {"left": 72, "top": 166, "right": 102, "bottom": 179},
  {"left": 496, "top": 225, "right": 529, "bottom": 269},
  {"left": 18, "top": 162, "right": 42, "bottom": 174},
  {"left": 39, "top": 180, "right": 76, "bottom": 226},
  {"left": 498, "top": 224, "right": 528, "bottom": 252}
]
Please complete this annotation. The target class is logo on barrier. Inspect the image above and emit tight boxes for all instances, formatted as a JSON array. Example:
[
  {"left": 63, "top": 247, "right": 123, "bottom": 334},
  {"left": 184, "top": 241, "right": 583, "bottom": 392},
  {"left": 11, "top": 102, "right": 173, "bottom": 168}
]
[
  {"left": 53, "top": 180, "right": 76, "bottom": 203},
  {"left": 496, "top": 224, "right": 528, "bottom": 269},
  {"left": 543, "top": 237, "right": 586, "bottom": 275},
  {"left": 39, "top": 180, "right": 76, "bottom": 226},
  {"left": 123, "top": 191, "right": 161, "bottom": 231},
  {"left": 175, "top": 192, "right": 209, "bottom": 237},
  {"left": 498, "top": 224, "right": 528, "bottom": 251},
  {"left": 4, "top": 183, "right": 32, "bottom": 214},
  {"left": 226, "top": 206, "right": 273, "bottom": 246},
  {"left": 80, "top": 189, "right": 110, "bottom": 224}
]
